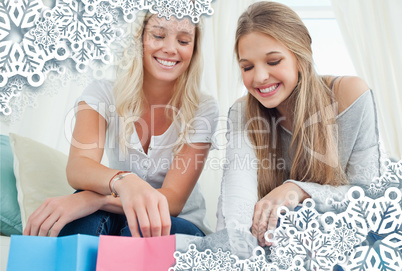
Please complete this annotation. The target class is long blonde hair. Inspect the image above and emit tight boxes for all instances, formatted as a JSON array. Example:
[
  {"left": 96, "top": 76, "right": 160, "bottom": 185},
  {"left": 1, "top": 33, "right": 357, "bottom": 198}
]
[
  {"left": 235, "top": 1, "right": 347, "bottom": 199},
  {"left": 114, "top": 12, "right": 203, "bottom": 155}
]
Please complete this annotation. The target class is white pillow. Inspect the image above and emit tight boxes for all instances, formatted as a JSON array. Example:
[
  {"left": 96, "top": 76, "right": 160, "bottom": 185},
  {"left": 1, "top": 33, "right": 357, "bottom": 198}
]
[{"left": 9, "top": 133, "right": 75, "bottom": 229}]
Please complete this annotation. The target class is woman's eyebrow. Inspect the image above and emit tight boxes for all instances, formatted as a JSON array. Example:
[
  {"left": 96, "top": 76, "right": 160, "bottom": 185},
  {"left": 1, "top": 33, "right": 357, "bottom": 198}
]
[
  {"left": 150, "top": 24, "right": 193, "bottom": 36},
  {"left": 239, "top": 51, "right": 282, "bottom": 63},
  {"left": 178, "top": 30, "right": 194, "bottom": 36},
  {"left": 150, "top": 25, "right": 165, "bottom": 31}
]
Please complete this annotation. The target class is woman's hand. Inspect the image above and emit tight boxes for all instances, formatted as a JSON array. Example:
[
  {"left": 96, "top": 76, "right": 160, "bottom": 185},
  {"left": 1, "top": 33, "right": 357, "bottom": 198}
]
[
  {"left": 24, "top": 191, "right": 106, "bottom": 237},
  {"left": 114, "top": 174, "right": 171, "bottom": 238},
  {"left": 252, "top": 182, "right": 309, "bottom": 246}
]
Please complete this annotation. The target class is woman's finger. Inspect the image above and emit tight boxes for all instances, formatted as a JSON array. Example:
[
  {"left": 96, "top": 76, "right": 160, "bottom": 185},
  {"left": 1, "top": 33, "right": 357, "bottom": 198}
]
[
  {"left": 265, "top": 206, "right": 279, "bottom": 246},
  {"left": 136, "top": 207, "right": 151, "bottom": 237},
  {"left": 26, "top": 206, "right": 53, "bottom": 236},
  {"left": 158, "top": 197, "right": 171, "bottom": 236},
  {"left": 49, "top": 218, "right": 68, "bottom": 237},
  {"left": 257, "top": 206, "right": 271, "bottom": 246},
  {"left": 252, "top": 203, "right": 263, "bottom": 238},
  {"left": 125, "top": 209, "right": 141, "bottom": 237},
  {"left": 267, "top": 206, "right": 279, "bottom": 231},
  {"left": 24, "top": 201, "right": 47, "bottom": 235},
  {"left": 38, "top": 213, "right": 60, "bottom": 237},
  {"left": 147, "top": 203, "right": 162, "bottom": 237}
]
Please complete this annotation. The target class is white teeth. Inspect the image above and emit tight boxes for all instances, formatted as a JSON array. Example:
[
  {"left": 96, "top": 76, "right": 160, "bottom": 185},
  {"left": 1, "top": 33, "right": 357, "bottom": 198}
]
[
  {"left": 156, "top": 58, "right": 177, "bottom": 67},
  {"left": 259, "top": 84, "right": 279, "bottom": 93}
]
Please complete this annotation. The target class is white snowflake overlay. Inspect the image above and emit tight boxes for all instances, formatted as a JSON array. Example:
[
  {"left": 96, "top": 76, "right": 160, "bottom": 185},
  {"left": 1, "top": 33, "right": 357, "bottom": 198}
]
[
  {"left": 172, "top": 159, "right": 402, "bottom": 271},
  {"left": 0, "top": 0, "right": 214, "bottom": 117}
]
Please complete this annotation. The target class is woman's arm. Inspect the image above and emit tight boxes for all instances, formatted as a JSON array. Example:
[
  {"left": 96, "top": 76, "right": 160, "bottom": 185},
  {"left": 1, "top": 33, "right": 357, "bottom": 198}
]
[
  {"left": 220, "top": 77, "right": 381, "bottom": 247},
  {"left": 69, "top": 101, "right": 174, "bottom": 237},
  {"left": 114, "top": 142, "right": 211, "bottom": 238},
  {"left": 217, "top": 100, "right": 259, "bottom": 232},
  {"left": 25, "top": 102, "right": 171, "bottom": 237},
  {"left": 66, "top": 101, "right": 116, "bottom": 193},
  {"left": 285, "top": 76, "right": 381, "bottom": 211},
  {"left": 253, "top": 77, "right": 379, "bottom": 246},
  {"left": 158, "top": 143, "right": 210, "bottom": 216},
  {"left": 24, "top": 102, "right": 118, "bottom": 236},
  {"left": 217, "top": 100, "right": 308, "bottom": 246},
  {"left": 69, "top": 98, "right": 216, "bottom": 237}
]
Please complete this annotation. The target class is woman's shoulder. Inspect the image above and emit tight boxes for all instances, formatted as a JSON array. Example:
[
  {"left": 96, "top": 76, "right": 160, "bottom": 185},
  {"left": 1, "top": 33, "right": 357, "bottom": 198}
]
[
  {"left": 229, "top": 96, "right": 247, "bottom": 110},
  {"left": 85, "top": 79, "right": 114, "bottom": 92},
  {"left": 332, "top": 76, "right": 370, "bottom": 114},
  {"left": 78, "top": 80, "right": 115, "bottom": 108},
  {"left": 226, "top": 96, "right": 247, "bottom": 127},
  {"left": 199, "top": 92, "right": 217, "bottom": 103},
  {"left": 197, "top": 93, "right": 219, "bottom": 115}
]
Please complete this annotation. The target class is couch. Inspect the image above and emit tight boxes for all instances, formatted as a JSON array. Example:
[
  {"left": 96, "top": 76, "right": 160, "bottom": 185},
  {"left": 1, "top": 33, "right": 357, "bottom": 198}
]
[
  {"left": 0, "top": 133, "right": 221, "bottom": 270},
  {"left": 0, "top": 133, "right": 75, "bottom": 270}
]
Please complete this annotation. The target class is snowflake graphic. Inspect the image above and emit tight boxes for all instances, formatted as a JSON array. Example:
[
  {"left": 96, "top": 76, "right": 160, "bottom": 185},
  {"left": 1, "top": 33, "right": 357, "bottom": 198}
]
[
  {"left": 0, "top": 0, "right": 45, "bottom": 87},
  {"left": 170, "top": 160, "right": 402, "bottom": 270},
  {"left": 150, "top": 0, "right": 214, "bottom": 23},
  {"left": 152, "top": 0, "right": 181, "bottom": 21},
  {"left": 284, "top": 223, "right": 338, "bottom": 270},
  {"left": 52, "top": 0, "right": 116, "bottom": 72},
  {"left": 115, "top": 0, "right": 145, "bottom": 22},
  {"left": 365, "top": 182, "right": 386, "bottom": 199},
  {"left": 269, "top": 247, "right": 294, "bottom": 270},
  {"left": 329, "top": 224, "right": 359, "bottom": 255},
  {"left": 365, "top": 167, "right": 400, "bottom": 200},
  {"left": 185, "top": 0, "right": 214, "bottom": 23},
  {"left": 0, "top": 78, "right": 22, "bottom": 115},
  {"left": 96, "top": 1, "right": 120, "bottom": 26},
  {"left": 30, "top": 11, "right": 61, "bottom": 50},
  {"left": 344, "top": 187, "right": 402, "bottom": 270},
  {"left": 1, "top": 0, "right": 214, "bottom": 117},
  {"left": 170, "top": 244, "right": 274, "bottom": 271}
]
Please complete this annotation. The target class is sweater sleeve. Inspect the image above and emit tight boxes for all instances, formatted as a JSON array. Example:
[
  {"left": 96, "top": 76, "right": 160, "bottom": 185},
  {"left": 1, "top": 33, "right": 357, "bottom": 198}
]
[
  {"left": 285, "top": 90, "right": 381, "bottom": 212},
  {"left": 216, "top": 99, "right": 259, "bottom": 231}
]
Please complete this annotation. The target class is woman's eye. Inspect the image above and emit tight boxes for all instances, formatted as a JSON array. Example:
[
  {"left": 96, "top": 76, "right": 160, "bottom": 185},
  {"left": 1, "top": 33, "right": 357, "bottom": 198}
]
[
  {"left": 153, "top": 34, "right": 164, "bottom": 39},
  {"left": 243, "top": 66, "right": 253, "bottom": 72},
  {"left": 268, "top": 60, "right": 281, "bottom": 66},
  {"left": 178, "top": 40, "right": 190, "bottom": 45}
]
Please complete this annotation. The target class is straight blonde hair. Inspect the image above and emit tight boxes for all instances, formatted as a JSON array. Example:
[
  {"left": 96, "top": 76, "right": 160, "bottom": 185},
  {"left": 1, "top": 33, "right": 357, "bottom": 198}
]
[
  {"left": 114, "top": 12, "right": 203, "bottom": 155},
  {"left": 235, "top": 2, "right": 347, "bottom": 199}
]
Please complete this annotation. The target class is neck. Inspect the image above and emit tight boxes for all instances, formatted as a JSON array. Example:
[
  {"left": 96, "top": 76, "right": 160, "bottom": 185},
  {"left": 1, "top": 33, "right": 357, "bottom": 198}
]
[{"left": 143, "top": 75, "right": 176, "bottom": 105}]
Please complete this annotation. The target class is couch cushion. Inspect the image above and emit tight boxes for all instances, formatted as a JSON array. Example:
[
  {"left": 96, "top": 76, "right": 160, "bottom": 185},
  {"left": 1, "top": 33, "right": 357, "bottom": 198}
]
[
  {"left": 9, "top": 133, "right": 75, "bottom": 229},
  {"left": 0, "top": 135, "right": 22, "bottom": 235},
  {"left": 0, "top": 235, "right": 11, "bottom": 270}
]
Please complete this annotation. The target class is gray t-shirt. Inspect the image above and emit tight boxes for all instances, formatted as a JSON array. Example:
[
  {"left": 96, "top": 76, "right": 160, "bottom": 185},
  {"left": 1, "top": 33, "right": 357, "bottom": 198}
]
[{"left": 77, "top": 80, "right": 219, "bottom": 234}]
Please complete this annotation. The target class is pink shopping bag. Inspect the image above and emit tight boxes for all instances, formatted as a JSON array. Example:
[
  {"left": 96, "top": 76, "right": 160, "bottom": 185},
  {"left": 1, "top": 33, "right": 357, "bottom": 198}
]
[{"left": 96, "top": 235, "right": 176, "bottom": 271}]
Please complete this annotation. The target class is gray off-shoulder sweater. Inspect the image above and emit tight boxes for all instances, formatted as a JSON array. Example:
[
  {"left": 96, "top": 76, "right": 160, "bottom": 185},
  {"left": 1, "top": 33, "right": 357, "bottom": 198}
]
[{"left": 217, "top": 89, "right": 381, "bottom": 231}]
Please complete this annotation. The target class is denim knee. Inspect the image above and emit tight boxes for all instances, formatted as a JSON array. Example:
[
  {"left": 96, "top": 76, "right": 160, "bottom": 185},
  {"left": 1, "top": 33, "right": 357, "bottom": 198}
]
[{"left": 119, "top": 216, "right": 204, "bottom": 237}]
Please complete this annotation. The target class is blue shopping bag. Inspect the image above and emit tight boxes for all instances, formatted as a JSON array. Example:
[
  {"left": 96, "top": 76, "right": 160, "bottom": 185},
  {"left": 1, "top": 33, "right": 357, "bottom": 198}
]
[{"left": 7, "top": 234, "right": 99, "bottom": 271}]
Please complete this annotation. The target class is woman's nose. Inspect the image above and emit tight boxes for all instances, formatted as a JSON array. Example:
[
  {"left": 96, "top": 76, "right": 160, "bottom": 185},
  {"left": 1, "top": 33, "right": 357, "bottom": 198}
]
[
  {"left": 254, "top": 66, "right": 269, "bottom": 85},
  {"left": 162, "top": 37, "right": 177, "bottom": 55}
]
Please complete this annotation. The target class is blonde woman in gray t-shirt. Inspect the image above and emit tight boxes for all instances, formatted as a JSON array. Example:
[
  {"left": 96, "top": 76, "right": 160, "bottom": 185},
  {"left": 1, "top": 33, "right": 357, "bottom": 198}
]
[{"left": 24, "top": 12, "right": 218, "bottom": 238}]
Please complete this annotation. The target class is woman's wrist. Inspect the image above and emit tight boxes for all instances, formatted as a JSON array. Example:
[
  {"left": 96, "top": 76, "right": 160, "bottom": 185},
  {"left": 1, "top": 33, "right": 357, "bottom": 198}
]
[
  {"left": 79, "top": 190, "right": 108, "bottom": 211},
  {"left": 113, "top": 173, "right": 142, "bottom": 196},
  {"left": 108, "top": 171, "right": 132, "bottom": 197},
  {"left": 282, "top": 182, "right": 310, "bottom": 202}
]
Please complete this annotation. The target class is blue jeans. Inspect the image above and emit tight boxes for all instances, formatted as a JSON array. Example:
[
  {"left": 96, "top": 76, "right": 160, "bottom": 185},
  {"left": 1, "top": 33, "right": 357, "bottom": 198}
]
[{"left": 58, "top": 210, "right": 205, "bottom": 237}]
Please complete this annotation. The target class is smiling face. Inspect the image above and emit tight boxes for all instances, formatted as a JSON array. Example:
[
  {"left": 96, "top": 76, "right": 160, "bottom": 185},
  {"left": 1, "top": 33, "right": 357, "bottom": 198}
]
[
  {"left": 142, "top": 15, "right": 196, "bottom": 86},
  {"left": 238, "top": 31, "right": 299, "bottom": 115}
]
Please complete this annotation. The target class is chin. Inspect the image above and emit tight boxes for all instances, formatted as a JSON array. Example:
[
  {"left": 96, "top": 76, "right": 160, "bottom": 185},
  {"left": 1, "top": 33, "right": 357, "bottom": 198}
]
[{"left": 256, "top": 99, "right": 279, "bottom": 109}]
